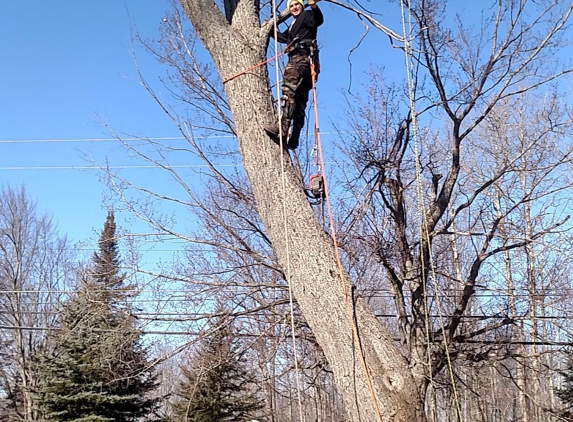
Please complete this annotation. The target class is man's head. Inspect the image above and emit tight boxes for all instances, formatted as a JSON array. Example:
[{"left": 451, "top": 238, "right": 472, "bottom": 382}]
[{"left": 288, "top": 0, "right": 304, "bottom": 17}]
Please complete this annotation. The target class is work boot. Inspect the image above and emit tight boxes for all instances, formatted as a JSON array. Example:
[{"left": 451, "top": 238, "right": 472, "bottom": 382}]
[
  {"left": 288, "top": 124, "right": 303, "bottom": 150},
  {"left": 288, "top": 116, "right": 305, "bottom": 150},
  {"left": 264, "top": 118, "right": 290, "bottom": 145}
]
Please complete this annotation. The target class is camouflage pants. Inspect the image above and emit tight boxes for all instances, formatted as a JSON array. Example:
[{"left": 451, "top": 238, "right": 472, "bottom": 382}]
[{"left": 281, "top": 54, "right": 313, "bottom": 144}]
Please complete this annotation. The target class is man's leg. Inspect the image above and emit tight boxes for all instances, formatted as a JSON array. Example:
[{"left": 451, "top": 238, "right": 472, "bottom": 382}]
[
  {"left": 287, "top": 69, "right": 312, "bottom": 150},
  {"left": 264, "top": 57, "right": 305, "bottom": 145},
  {"left": 288, "top": 96, "right": 308, "bottom": 150}
]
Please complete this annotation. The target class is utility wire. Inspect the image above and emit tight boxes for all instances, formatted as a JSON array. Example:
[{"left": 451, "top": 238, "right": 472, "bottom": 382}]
[
  {"left": 0, "top": 160, "right": 339, "bottom": 171},
  {"left": 0, "top": 132, "right": 339, "bottom": 144},
  {"left": 0, "top": 324, "right": 570, "bottom": 345},
  {"left": 0, "top": 136, "right": 224, "bottom": 144},
  {"left": 1, "top": 309, "right": 572, "bottom": 320}
]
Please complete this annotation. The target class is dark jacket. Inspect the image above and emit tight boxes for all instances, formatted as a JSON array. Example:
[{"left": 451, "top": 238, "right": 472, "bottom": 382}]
[{"left": 274, "top": 6, "right": 324, "bottom": 51}]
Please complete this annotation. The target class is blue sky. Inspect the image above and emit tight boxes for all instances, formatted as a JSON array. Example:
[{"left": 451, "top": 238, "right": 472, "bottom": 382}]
[
  {"left": 0, "top": 1, "right": 406, "bottom": 250},
  {"left": 1, "top": 1, "right": 177, "bottom": 245}
]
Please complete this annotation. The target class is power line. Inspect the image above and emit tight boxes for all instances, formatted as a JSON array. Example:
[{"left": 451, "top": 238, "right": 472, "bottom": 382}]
[
  {"left": 0, "top": 160, "right": 340, "bottom": 171},
  {"left": 6, "top": 285, "right": 573, "bottom": 295},
  {"left": 0, "top": 324, "right": 569, "bottom": 345},
  {"left": 0, "top": 132, "right": 339, "bottom": 144},
  {"left": 1, "top": 309, "right": 573, "bottom": 321},
  {"left": 0, "top": 164, "right": 237, "bottom": 171},
  {"left": 3, "top": 292, "right": 573, "bottom": 301},
  {"left": 0, "top": 136, "right": 223, "bottom": 144}
]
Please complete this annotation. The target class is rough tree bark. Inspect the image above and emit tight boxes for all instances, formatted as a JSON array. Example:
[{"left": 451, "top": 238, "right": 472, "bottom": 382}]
[{"left": 178, "top": 0, "right": 425, "bottom": 420}]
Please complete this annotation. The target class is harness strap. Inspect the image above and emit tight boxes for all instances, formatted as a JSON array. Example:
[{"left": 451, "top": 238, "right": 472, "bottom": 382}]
[{"left": 287, "top": 39, "right": 318, "bottom": 56}]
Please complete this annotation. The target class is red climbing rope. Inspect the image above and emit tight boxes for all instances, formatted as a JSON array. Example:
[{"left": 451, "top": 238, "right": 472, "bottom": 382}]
[
  {"left": 309, "top": 57, "right": 385, "bottom": 422},
  {"left": 222, "top": 51, "right": 287, "bottom": 84}
]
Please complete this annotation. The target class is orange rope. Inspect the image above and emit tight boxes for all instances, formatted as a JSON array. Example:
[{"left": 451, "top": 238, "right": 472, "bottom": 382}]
[
  {"left": 309, "top": 60, "right": 385, "bottom": 422},
  {"left": 222, "top": 51, "right": 286, "bottom": 84}
]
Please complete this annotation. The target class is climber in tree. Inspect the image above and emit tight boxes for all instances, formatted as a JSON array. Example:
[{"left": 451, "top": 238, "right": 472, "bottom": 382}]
[{"left": 264, "top": 0, "right": 324, "bottom": 151}]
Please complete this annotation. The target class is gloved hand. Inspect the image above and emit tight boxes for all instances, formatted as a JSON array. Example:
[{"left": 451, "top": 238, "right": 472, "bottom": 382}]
[{"left": 307, "top": 0, "right": 316, "bottom": 5}]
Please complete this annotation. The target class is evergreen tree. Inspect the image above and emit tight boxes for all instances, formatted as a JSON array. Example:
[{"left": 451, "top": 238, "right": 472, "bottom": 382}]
[
  {"left": 92, "top": 210, "right": 127, "bottom": 292},
  {"left": 170, "top": 312, "right": 264, "bottom": 422},
  {"left": 0, "top": 360, "right": 24, "bottom": 422},
  {"left": 32, "top": 211, "right": 159, "bottom": 421},
  {"left": 558, "top": 355, "right": 573, "bottom": 421}
]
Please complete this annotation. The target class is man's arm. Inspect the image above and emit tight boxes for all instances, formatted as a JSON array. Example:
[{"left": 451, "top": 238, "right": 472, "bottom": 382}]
[
  {"left": 308, "top": 2, "right": 324, "bottom": 27},
  {"left": 270, "top": 29, "right": 289, "bottom": 44}
]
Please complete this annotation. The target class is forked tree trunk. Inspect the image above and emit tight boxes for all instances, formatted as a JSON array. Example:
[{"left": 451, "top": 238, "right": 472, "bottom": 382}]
[{"left": 179, "top": 1, "right": 425, "bottom": 420}]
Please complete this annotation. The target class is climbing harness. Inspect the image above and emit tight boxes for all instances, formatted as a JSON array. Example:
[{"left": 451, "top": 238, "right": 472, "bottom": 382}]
[{"left": 286, "top": 38, "right": 317, "bottom": 57}]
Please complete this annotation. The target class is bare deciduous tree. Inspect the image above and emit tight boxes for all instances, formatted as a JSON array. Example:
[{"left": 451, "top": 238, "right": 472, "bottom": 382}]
[
  {"left": 0, "top": 186, "right": 71, "bottom": 420},
  {"left": 103, "top": 0, "right": 573, "bottom": 420}
]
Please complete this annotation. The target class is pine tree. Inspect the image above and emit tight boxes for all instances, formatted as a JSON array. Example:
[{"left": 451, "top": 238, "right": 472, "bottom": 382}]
[
  {"left": 32, "top": 211, "right": 159, "bottom": 421},
  {"left": 170, "top": 312, "right": 264, "bottom": 422},
  {"left": 92, "top": 210, "right": 127, "bottom": 292},
  {"left": 557, "top": 356, "right": 573, "bottom": 421},
  {"left": 0, "top": 358, "right": 24, "bottom": 422}
]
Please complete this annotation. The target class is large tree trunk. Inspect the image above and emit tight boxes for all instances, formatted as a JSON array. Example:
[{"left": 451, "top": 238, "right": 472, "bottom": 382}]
[{"left": 179, "top": 1, "right": 425, "bottom": 420}]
